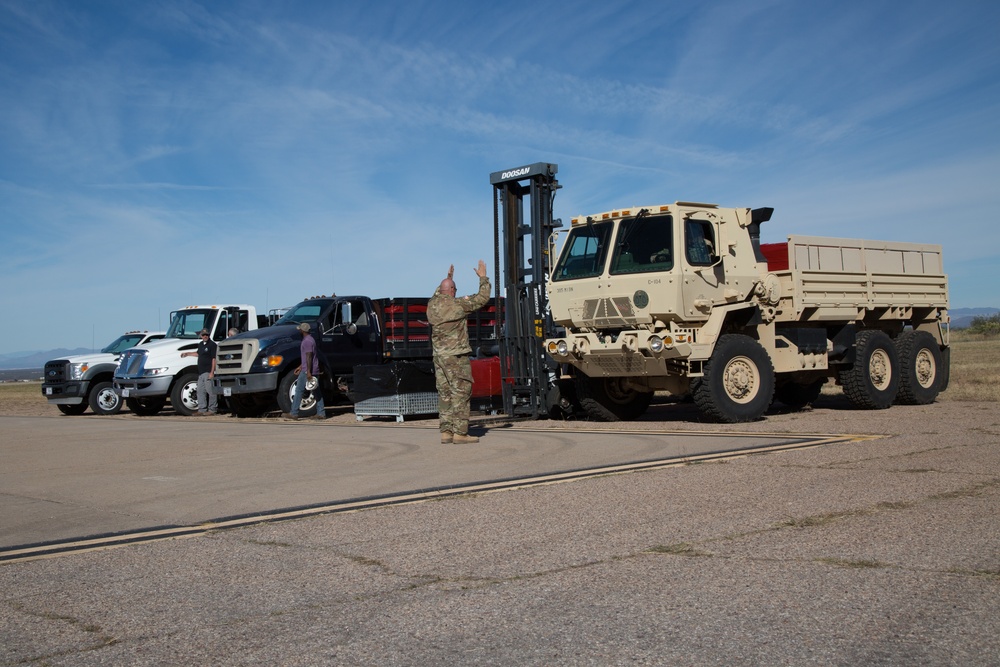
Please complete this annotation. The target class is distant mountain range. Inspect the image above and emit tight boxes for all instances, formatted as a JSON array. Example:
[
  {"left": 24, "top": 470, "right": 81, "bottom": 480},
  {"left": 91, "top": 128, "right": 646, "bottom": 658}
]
[{"left": 2, "top": 307, "right": 996, "bottom": 373}]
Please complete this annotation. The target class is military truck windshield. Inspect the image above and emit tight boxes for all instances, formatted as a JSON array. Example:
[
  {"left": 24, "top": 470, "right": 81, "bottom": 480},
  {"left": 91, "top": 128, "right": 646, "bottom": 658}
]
[
  {"left": 275, "top": 300, "right": 335, "bottom": 326},
  {"left": 101, "top": 334, "right": 145, "bottom": 354},
  {"left": 552, "top": 221, "right": 613, "bottom": 281},
  {"left": 609, "top": 214, "right": 674, "bottom": 275},
  {"left": 166, "top": 309, "right": 216, "bottom": 339}
]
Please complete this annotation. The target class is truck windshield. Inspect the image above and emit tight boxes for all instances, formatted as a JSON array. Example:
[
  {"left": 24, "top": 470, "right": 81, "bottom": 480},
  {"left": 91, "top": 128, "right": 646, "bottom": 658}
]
[
  {"left": 166, "top": 310, "right": 216, "bottom": 339},
  {"left": 552, "top": 221, "right": 613, "bottom": 281},
  {"left": 609, "top": 213, "right": 674, "bottom": 275},
  {"left": 275, "top": 300, "right": 335, "bottom": 326},
  {"left": 101, "top": 334, "right": 145, "bottom": 354}
]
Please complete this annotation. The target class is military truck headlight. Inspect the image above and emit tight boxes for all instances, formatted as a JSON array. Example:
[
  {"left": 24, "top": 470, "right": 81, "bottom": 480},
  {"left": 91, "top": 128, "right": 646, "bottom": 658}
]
[
  {"left": 69, "top": 363, "right": 89, "bottom": 380},
  {"left": 648, "top": 336, "right": 664, "bottom": 353}
]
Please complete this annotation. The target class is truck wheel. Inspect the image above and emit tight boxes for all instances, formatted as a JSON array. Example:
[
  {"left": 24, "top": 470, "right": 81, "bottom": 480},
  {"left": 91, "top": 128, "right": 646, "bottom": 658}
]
[
  {"left": 229, "top": 394, "right": 265, "bottom": 418},
  {"left": 773, "top": 378, "right": 825, "bottom": 411},
  {"left": 575, "top": 374, "right": 652, "bottom": 421},
  {"left": 170, "top": 373, "right": 200, "bottom": 416},
  {"left": 277, "top": 372, "right": 318, "bottom": 417},
  {"left": 692, "top": 334, "right": 775, "bottom": 423},
  {"left": 839, "top": 330, "right": 899, "bottom": 410},
  {"left": 895, "top": 330, "right": 943, "bottom": 405},
  {"left": 126, "top": 396, "right": 166, "bottom": 416},
  {"left": 88, "top": 381, "right": 123, "bottom": 415},
  {"left": 57, "top": 403, "right": 88, "bottom": 416}
]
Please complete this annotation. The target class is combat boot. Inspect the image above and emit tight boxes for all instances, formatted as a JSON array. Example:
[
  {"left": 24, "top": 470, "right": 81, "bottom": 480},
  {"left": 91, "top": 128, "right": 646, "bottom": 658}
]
[
  {"left": 452, "top": 433, "right": 479, "bottom": 444},
  {"left": 440, "top": 432, "right": 453, "bottom": 444}
]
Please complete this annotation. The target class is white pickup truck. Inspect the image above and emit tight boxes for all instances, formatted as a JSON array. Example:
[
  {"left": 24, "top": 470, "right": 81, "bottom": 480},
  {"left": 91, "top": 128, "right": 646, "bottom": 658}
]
[{"left": 42, "top": 330, "right": 167, "bottom": 415}]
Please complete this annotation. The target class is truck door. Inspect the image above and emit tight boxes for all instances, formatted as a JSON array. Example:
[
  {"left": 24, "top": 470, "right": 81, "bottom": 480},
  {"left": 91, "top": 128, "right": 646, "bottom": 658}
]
[
  {"left": 681, "top": 214, "right": 726, "bottom": 319},
  {"left": 319, "top": 299, "right": 380, "bottom": 374}
]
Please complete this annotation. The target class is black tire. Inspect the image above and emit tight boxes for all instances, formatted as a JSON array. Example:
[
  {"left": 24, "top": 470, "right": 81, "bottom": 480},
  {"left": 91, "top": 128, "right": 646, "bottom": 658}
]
[
  {"left": 57, "top": 403, "right": 88, "bottom": 416},
  {"left": 277, "top": 372, "right": 319, "bottom": 417},
  {"left": 229, "top": 394, "right": 265, "bottom": 418},
  {"left": 773, "top": 378, "right": 825, "bottom": 411},
  {"left": 895, "top": 330, "right": 943, "bottom": 405},
  {"left": 170, "top": 373, "right": 200, "bottom": 416},
  {"left": 692, "top": 334, "right": 775, "bottom": 423},
  {"left": 88, "top": 381, "right": 123, "bottom": 415},
  {"left": 126, "top": 396, "right": 166, "bottom": 416},
  {"left": 575, "top": 373, "right": 652, "bottom": 421},
  {"left": 839, "top": 330, "right": 899, "bottom": 410}
]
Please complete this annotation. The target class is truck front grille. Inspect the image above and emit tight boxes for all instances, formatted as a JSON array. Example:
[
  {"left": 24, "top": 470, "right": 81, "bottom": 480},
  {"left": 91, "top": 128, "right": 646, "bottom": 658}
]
[
  {"left": 582, "top": 297, "right": 637, "bottom": 329},
  {"left": 44, "top": 360, "right": 69, "bottom": 383},
  {"left": 216, "top": 340, "right": 259, "bottom": 374},
  {"left": 117, "top": 350, "right": 147, "bottom": 378}
]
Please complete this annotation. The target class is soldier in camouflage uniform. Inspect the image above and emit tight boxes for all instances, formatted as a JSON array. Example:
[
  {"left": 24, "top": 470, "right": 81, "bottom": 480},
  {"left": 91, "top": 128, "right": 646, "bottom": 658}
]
[{"left": 428, "top": 260, "right": 490, "bottom": 444}]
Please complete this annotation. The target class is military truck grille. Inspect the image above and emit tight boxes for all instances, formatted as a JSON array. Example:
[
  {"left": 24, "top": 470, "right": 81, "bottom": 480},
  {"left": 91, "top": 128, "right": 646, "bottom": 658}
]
[
  {"left": 44, "top": 360, "right": 69, "bottom": 382},
  {"left": 117, "top": 350, "right": 147, "bottom": 378},
  {"left": 216, "top": 340, "right": 259, "bottom": 374},
  {"left": 582, "top": 297, "right": 637, "bottom": 329}
]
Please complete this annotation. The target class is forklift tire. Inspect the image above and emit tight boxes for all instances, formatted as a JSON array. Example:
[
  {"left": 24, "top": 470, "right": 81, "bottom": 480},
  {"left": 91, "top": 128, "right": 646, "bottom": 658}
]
[
  {"left": 773, "top": 378, "right": 825, "bottom": 411},
  {"left": 692, "top": 334, "right": 775, "bottom": 423},
  {"left": 575, "top": 374, "right": 652, "bottom": 421},
  {"left": 57, "top": 403, "right": 88, "bottom": 416},
  {"left": 88, "top": 381, "right": 124, "bottom": 415},
  {"left": 126, "top": 396, "right": 166, "bottom": 416}
]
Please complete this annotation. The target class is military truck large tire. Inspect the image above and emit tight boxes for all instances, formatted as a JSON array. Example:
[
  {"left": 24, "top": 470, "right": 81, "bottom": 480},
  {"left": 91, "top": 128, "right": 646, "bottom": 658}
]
[
  {"left": 126, "top": 396, "right": 166, "bottom": 416},
  {"left": 170, "top": 372, "right": 200, "bottom": 416},
  {"left": 575, "top": 374, "right": 652, "bottom": 421},
  {"left": 692, "top": 334, "right": 775, "bottom": 423},
  {"left": 839, "top": 330, "right": 899, "bottom": 410},
  {"left": 57, "top": 403, "right": 88, "bottom": 416},
  {"left": 773, "top": 378, "right": 825, "bottom": 411},
  {"left": 895, "top": 330, "right": 943, "bottom": 405},
  {"left": 277, "top": 372, "right": 319, "bottom": 417},
  {"left": 88, "top": 381, "right": 123, "bottom": 415}
]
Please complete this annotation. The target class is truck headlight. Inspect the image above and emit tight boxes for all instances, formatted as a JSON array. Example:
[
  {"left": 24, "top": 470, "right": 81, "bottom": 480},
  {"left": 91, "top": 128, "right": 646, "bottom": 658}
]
[
  {"left": 648, "top": 336, "right": 664, "bottom": 353},
  {"left": 143, "top": 367, "right": 168, "bottom": 376},
  {"left": 546, "top": 341, "right": 569, "bottom": 357},
  {"left": 262, "top": 355, "right": 283, "bottom": 368},
  {"left": 69, "top": 363, "right": 89, "bottom": 380}
]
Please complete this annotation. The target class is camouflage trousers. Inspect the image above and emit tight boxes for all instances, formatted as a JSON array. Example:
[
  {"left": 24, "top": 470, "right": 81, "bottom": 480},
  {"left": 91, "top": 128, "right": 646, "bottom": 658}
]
[{"left": 433, "top": 354, "right": 472, "bottom": 436}]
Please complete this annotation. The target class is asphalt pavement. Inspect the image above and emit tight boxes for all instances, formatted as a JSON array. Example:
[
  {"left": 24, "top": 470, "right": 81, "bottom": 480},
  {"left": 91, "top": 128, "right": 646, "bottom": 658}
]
[{"left": 1, "top": 400, "right": 998, "bottom": 666}]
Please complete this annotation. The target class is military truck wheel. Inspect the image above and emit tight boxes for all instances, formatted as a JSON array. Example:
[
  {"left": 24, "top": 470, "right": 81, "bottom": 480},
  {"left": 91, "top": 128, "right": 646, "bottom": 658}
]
[
  {"left": 170, "top": 373, "right": 200, "bottom": 416},
  {"left": 692, "top": 334, "right": 775, "bottom": 423},
  {"left": 773, "top": 378, "right": 825, "bottom": 411},
  {"left": 575, "top": 374, "right": 652, "bottom": 421},
  {"left": 895, "top": 330, "right": 943, "bottom": 405},
  {"left": 126, "top": 396, "right": 166, "bottom": 416},
  {"left": 88, "top": 381, "right": 123, "bottom": 415},
  {"left": 277, "top": 372, "right": 318, "bottom": 417},
  {"left": 839, "top": 330, "right": 899, "bottom": 410},
  {"left": 57, "top": 403, "right": 88, "bottom": 416}
]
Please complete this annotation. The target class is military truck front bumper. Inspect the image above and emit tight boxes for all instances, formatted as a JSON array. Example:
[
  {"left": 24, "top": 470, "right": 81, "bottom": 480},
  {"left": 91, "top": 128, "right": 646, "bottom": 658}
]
[
  {"left": 213, "top": 371, "right": 279, "bottom": 396},
  {"left": 41, "top": 381, "right": 88, "bottom": 404},
  {"left": 114, "top": 375, "right": 173, "bottom": 398}
]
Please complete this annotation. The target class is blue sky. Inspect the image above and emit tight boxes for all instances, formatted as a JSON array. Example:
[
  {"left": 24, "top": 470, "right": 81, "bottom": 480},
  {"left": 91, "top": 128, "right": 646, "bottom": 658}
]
[{"left": 2, "top": 0, "right": 998, "bottom": 354}]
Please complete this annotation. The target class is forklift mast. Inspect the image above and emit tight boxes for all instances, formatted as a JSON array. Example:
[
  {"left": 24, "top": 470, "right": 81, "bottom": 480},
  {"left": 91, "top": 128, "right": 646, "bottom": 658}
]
[{"left": 489, "top": 162, "right": 566, "bottom": 418}]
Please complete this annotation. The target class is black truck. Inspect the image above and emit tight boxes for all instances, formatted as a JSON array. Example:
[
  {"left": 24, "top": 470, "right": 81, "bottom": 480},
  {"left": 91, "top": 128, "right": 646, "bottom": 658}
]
[{"left": 213, "top": 294, "right": 499, "bottom": 417}]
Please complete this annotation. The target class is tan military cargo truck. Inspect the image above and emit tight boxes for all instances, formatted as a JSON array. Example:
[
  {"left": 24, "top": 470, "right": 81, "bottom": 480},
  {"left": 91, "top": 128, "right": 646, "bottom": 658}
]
[{"left": 543, "top": 202, "right": 949, "bottom": 423}]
